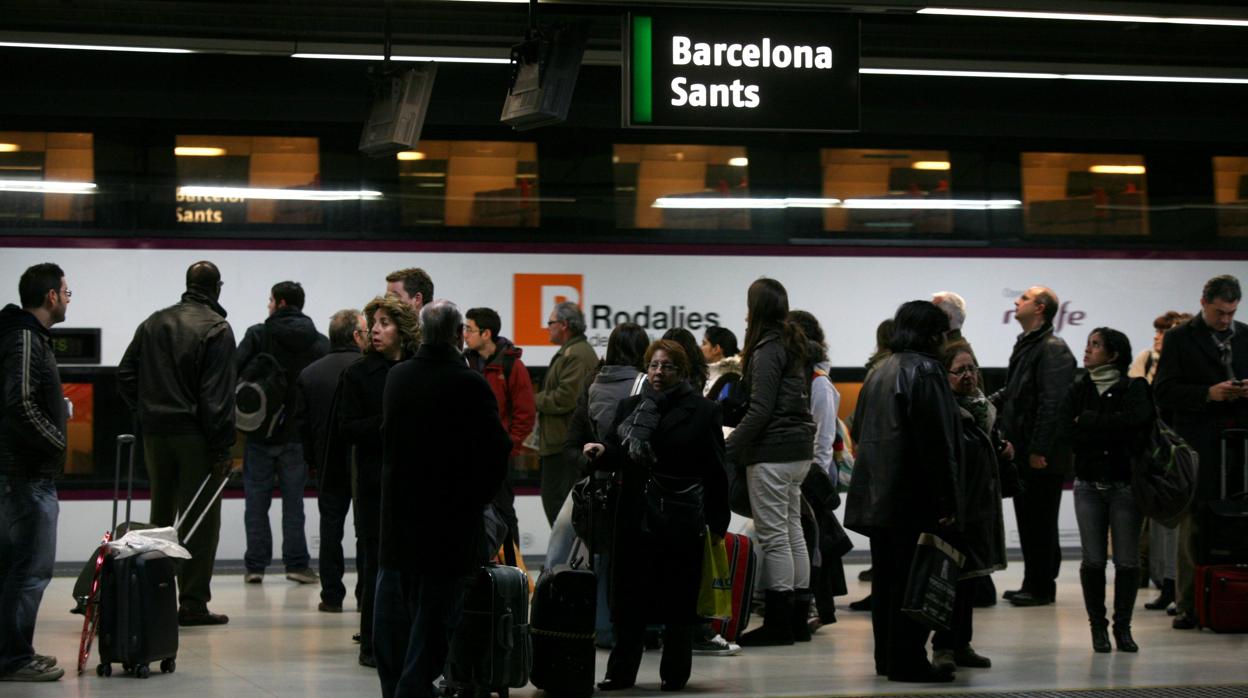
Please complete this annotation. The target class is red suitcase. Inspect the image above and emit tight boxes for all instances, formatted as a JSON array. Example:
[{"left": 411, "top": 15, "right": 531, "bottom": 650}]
[
  {"left": 1195, "top": 564, "right": 1248, "bottom": 633},
  {"left": 710, "top": 532, "right": 757, "bottom": 642}
]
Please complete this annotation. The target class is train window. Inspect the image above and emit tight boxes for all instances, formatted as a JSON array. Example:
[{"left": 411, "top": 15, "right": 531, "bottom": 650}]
[
  {"left": 0, "top": 131, "right": 95, "bottom": 224},
  {"left": 174, "top": 136, "right": 323, "bottom": 225},
  {"left": 613, "top": 144, "right": 750, "bottom": 229},
  {"left": 1022, "top": 153, "right": 1149, "bottom": 236},
  {"left": 820, "top": 149, "right": 954, "bottom": 234},
  {"left": 397, "top": 141, "right": 539, "bottom": 227},
  {"left": 1213, "top": 157, "right": 1248, "bottom": 237}
]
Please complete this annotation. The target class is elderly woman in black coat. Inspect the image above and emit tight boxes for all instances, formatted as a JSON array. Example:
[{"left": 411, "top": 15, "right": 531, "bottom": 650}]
[{"left": 583, "top": 339, "right": 730, "bottom": 692}]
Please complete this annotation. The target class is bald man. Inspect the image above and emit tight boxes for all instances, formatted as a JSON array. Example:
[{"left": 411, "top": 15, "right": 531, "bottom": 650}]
[{"left": 990, "top": 286, "right": 1076, "bottom": 607}]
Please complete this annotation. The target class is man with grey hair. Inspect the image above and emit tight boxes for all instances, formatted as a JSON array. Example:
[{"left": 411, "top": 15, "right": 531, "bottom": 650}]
[
  {"left": 535, "top": 300, "right": 599, "bottom": 524},
  {"left": 296, "top": 308, "right": 367, "bottom": 612},
  {"left": 932, "top": 291, "right": 967, "bottom": 341},
  {"left": 373, "top": 299, "right": 510, "bottom": 697}
]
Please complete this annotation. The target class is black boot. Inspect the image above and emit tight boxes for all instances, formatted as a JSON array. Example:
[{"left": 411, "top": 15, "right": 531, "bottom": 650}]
[
  {"left": 738, "top": 590, "right": 795, "bottom": 647},
  {"left": 1113, "top": 568, "right": 1141, "bottom": 652},
  {"left": 1080, "top": 568, "right": 1111, "bottom": 653},
  {"left": 791, "top": 589, "right": 813, "bottom": 642},
  {"left": 1144, "top": 578, "right": 1175, "bottom": 611}
]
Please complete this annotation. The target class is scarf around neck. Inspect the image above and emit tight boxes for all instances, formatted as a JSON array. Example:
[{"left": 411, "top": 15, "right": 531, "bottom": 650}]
[
  {"left": 1089, "top": 364, "right": 1121, "bottom": 395},
  {"left": 956, "top": 390, "right": 993, "bottom": 434},
  {"left": 616, "top": 380, "right": 693, "bottom": 465}
]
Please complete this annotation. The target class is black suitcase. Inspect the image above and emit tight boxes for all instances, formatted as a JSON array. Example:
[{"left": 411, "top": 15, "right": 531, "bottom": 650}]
[
  {"left": 1200, "top": 429, "right": 1248, "bottom": 565},
  {"left": 445, "top": 564, "right": 532, "bottom": 697},
  {"left": 529, "top": 564, "right": 597, "bottom": 697},
  {"left": 97, "top": 551, "right": 179, "bottom": 678}
]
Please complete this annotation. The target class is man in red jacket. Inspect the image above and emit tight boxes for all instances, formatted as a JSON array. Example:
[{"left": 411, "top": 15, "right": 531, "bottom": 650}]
[{"left": 463, "top": 307, "right": 536, "bottom": 548}]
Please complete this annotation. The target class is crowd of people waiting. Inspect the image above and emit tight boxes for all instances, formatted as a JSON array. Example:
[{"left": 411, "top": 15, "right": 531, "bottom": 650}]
[{"left": 0, "top": 260, "right": 1244, "bottom": 694}]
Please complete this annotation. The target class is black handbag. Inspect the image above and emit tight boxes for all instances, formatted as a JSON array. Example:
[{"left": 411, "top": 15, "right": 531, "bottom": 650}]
[
  {"left": 900, "top": 533, "right": 965, "bottom": 631},
  {"left": 570, "top": 472, "right": 616, "bottom": 553},
  {"left": 642, "top": 472, "right": 705, "bottom": 537}
]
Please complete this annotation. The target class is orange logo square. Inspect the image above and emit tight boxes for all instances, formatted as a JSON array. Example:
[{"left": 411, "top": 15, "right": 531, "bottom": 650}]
[{"left": 514, "top": 274, "right": 583, "bottom": 345}]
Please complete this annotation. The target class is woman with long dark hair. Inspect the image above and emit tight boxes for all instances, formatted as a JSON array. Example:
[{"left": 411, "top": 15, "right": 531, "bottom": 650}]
[
  {"left": 1063, "top": 327, "right": 1153, "bottom": 653},
  {"left": 584, "top": 340, "right": 729, "bottom": 691},
  {"left": 726, "top": 278, "right": 816, "bottom": 646},
  {"left": 845, "top": 300, "right": 960, "bottom": 683}
]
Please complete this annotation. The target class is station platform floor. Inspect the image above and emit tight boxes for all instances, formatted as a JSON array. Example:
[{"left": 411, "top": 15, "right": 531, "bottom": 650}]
[{"left": 17, "top": 562, "right": 1248, "bottom": 697}]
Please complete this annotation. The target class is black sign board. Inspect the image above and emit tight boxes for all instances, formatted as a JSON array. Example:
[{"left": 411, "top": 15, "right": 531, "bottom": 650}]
[
  {"left": 50, "top": 328, "right": 101, "bottom": 365},
  {"left": 623, "top": 10, "right": 859, "bottom": 132}
]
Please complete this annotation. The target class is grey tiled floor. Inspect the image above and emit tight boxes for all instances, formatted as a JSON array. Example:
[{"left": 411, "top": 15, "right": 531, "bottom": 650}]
[{"left": 14, "top": 563, "right": 1248, "bottom": 697}]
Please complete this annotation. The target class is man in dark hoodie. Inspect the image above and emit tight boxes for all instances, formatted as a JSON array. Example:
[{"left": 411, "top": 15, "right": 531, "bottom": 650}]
[
  {"left": 119, "top": 260, "right": 235, "bottom": 626},
  {"left": 236, "top": 281, "right": 329, "bottom": 585},
  {"left": 463, "top": 307, "right": 536, "bottom": 549},
  {"left": 0, "top": 263, "right": 70, "bottom": 682}
]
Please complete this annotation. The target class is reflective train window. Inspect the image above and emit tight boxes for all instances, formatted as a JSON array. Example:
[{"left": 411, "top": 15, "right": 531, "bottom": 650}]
[
  {"left": 1022, "top": 152, "right": 1149, "bottom": 236},
  {"left": 0, "top": 131, "right": 95, "bottom": 224},
  {"left": 613, "top": 144, "right": 749, "bottom": 229},
  {"left": 174, "top": 136, "right": 323, "bottom": 225},
  {"left": 820, "top": 149, "right": 953, "bottom": 234},
  {"left": 1213, "top": 156, "right": 1248, "bottom": 237},
  {"left": 397, "top": 141, "right": 539, "bottom": 228}
]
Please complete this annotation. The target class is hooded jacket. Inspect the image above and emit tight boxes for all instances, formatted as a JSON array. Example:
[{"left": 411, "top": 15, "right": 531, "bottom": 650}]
[
  {"left": 0, "top": 305, "right": 66, "bottom": 478},
  {"left": 118, "top": 291, "right": 237, "bottom": 463},
  {"left": 990, "top": 322, "right": 1076, "bottom": 473},
  {"left": 236, "top": 306, "right": 330, "bottom": 445},
  {"left": 464, "top": 337, "right": 536, "bottom": 456}
]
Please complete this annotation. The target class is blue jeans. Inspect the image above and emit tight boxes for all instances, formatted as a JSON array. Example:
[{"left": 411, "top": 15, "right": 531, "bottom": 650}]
[
  {"left": 243, "top": 441, "right": 310, "bottom": 573},
  {"left": 0, "top": 476, "right": 58, "bottom": 674},
  {"left": 1074, "top": 480, "right": 1143, "bottom": 571},
  {"left": 373, "top": 566, "right": 468, "bottom": 698}
]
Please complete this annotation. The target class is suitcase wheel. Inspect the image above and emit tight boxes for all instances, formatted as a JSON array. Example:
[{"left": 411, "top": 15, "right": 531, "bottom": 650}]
[
  {"left": 96, "top": 663, "right": 111, "bottom": 677},
  {"left": 135, "top": 664, "right": 151, "bottom": 679},
  {"left": 161, "top": 658, "right": 176, "bottom": 674}
]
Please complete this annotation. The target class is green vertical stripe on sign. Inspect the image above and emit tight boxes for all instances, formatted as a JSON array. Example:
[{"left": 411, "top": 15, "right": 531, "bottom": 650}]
[{"left": 632, "top": 15, "right": 653, "bottom": 123}]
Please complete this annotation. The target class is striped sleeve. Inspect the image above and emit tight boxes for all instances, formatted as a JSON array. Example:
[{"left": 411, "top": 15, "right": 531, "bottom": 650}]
[{"left": 7, "top": 329, "right": 66, "bottom": 454}]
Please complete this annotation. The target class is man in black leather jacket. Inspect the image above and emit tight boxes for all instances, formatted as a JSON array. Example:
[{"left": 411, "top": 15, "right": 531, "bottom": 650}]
[
  {"left": 0, "top": 263, "right": 70, "bottom": 682},
  {"left": 991, "top": 286, "right": 1076, "bottom": 607},
  {"left": 118, "top": 261, "right": 236, "bottom": 626}
]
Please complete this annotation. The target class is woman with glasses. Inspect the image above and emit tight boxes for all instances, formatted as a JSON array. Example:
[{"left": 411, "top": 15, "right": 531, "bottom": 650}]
[
  {"left": 582, "top": 339, "right": 729, "bottom": 692},
  {"left": 1061, "top": 327, "right": 1153, "bottom": 653},
  {"left": 931, "top": 339, "right": 1012, "bottom": 674},
  {"left": 328, "top": 295, "right": 419, "bottom": 668},
  {"left": 725, "top": 278, "right": 816, "bottom": 647}
]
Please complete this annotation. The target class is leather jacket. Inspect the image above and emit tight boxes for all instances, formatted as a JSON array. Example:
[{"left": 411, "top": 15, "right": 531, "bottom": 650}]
[
  {"left": 118, "top": 291, "right": 237, "bottom": 463},
  {"left": 0, "top": 305, "right": 66, "bottom": 478},
  {"left": 725, "top": 330, "right": 816, "bottom": 466},
  {"left": 845, "top": 351, "right": 962, "bottom": 534},
  {"left": 990, "top": 322, "right": 1076, "bottom": 473}
]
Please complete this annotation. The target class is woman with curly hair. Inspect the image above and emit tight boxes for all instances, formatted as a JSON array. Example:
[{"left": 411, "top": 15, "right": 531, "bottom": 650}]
[{"left": 333, "top": 295, "right": 419, "bottom": 667}]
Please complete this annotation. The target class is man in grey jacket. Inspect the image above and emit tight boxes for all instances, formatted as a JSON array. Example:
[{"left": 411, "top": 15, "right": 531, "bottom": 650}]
[{"left": 991, "top": 286, "right": 1076, "bottom": 607}]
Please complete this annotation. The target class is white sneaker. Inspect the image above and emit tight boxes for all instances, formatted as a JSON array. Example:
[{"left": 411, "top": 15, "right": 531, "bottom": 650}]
[
  {"left": 244, "top": 572, "right": 263, "bottom": 584},
  {"left": 691, "top": 634, "right": 742, "bottom": 657}
]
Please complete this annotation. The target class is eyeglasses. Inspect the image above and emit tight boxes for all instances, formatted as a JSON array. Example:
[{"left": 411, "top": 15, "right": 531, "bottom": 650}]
[
  {"left": 61, "top": 288, "right": 72, "bottom": 298},
  {"left": 464, "top": 327, "right": 480, "bottom": 335},
  {"left": 948, "top": 366, "right": 978, "bottom": 377},
  {"left": 647, "top": 361, "right": 679, "bottom": 373},
  {"left": 546, "top": 319, "right": 563, "bottom": 327}
]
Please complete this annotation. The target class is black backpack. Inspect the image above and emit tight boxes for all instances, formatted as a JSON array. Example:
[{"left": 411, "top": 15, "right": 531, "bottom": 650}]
[
  {"left": 235, "top": 331, "right": 290, "bottom": 439},
  {"left": 1130, "top": 385, "right": 1199, "bottom": 528}
]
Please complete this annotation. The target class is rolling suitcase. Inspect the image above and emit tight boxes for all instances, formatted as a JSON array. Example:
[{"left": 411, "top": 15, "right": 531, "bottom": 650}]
[
  {"left": 529, "top": 563, "right": 596, "bottom": 697},
  {"left": 93, "top": 434, "right": 230, "bottom": 678},
  {"left": 445, "top": 564, "right": 532, "bottom": 697},
  {"left": 1195, "top": 564, "right": 1248, "bottom": 633},
  {"left": 1199, "top": 429, "right": 1248, "bottom": 564},
  {"left": 710, "top": 532, "right": 757, "bottom": 643}
]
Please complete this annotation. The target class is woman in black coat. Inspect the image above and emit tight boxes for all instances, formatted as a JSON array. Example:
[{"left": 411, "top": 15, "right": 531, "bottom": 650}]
[
  {"left": 1061, "top": 327, "right": 1153, "bottom": 653},
  {"left": 328, "top": 295, "right": 419, "bottom": 668},
  {"left": 584, "top": 339, "right": 730, "bottom": 692}
]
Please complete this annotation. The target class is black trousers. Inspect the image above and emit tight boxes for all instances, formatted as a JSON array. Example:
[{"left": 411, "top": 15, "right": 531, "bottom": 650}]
[
  {"left": 318, "top": 489, "right": 352, "bottom": 607},
  {"left": 1014, "top": 470, "right": 1065, "bottom": 599},
  {"left": 359, "top": 536, "right": 380, "bottom": 656},
  {"left": 869, "top": 528, "right": 932, "bottom": 679},
  {"left": 605, "top": 620, "right": 693, "bottom": 687},
  {"left": 932, "top": 578, "right": 975, "bottom": 651}
]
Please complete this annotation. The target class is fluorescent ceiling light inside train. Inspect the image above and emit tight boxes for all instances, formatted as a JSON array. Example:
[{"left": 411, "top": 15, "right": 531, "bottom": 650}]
[
  {"left": 917, "top": 8, "right": 1248, "bottom": 28},
  {"left": 0, "top": 180, "right": 97, "bottom": 194},
  {"left": 0, "top": 41, "right": 192, "bottom": 53},
  {"left": 175, "top": 147, "right": 227, "bottom": 157},
  {"left": 177, "top": 186, "right": 382, "bottom": 201},
  {"left": 1089, "top": 165, "right": 1146, "bottom": 174},
  {"left": 0, "top": 143, "right": 20, "bottom": 152},
  {"left": 842, "top": 199, "right": 1020, "bottom": 210},
  {"left": 912, "top": 161, "right": 950, "bottom": 170},
  {"left": 292, "top": 53, "right": 509, "bottom": 64},
  {"left": 728, "top": 157, "right": 749, "bottom": 167},
  {"left": 396, "top": 151, "right": 427, "bottom": 161},
  {"left": 651, "top": 197, "right": 1019, "bottom": 210},
  {"left": 860, "top": 68, "right": 1248, "bottom": 85}
]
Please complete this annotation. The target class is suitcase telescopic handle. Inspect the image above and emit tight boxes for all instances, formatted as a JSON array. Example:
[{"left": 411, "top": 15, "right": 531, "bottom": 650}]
[{"left": 112, "top": 434, "right": 136, "bottom": 533}]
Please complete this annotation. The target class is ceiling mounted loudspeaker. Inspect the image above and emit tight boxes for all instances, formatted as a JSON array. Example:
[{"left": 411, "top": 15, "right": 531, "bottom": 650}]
[
  {"left": 500, "top": 23, "right": 588, "bottom": 131},
  {"left": 359, "top": 63, "right": 438, "bottom": 157}
]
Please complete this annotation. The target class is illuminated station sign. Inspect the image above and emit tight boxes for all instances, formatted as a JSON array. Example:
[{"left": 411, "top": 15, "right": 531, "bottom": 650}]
[{"left": 624, "top": 11, "right": 860, "bottom": 132}]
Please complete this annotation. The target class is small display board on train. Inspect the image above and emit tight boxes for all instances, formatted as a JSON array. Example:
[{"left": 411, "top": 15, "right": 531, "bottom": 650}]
[
  {"left": 623, "top": 10, "right": 859, "bottom": 132},
  {"left": 50, "top": 328, "right": 101, "bottom": 365}
]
